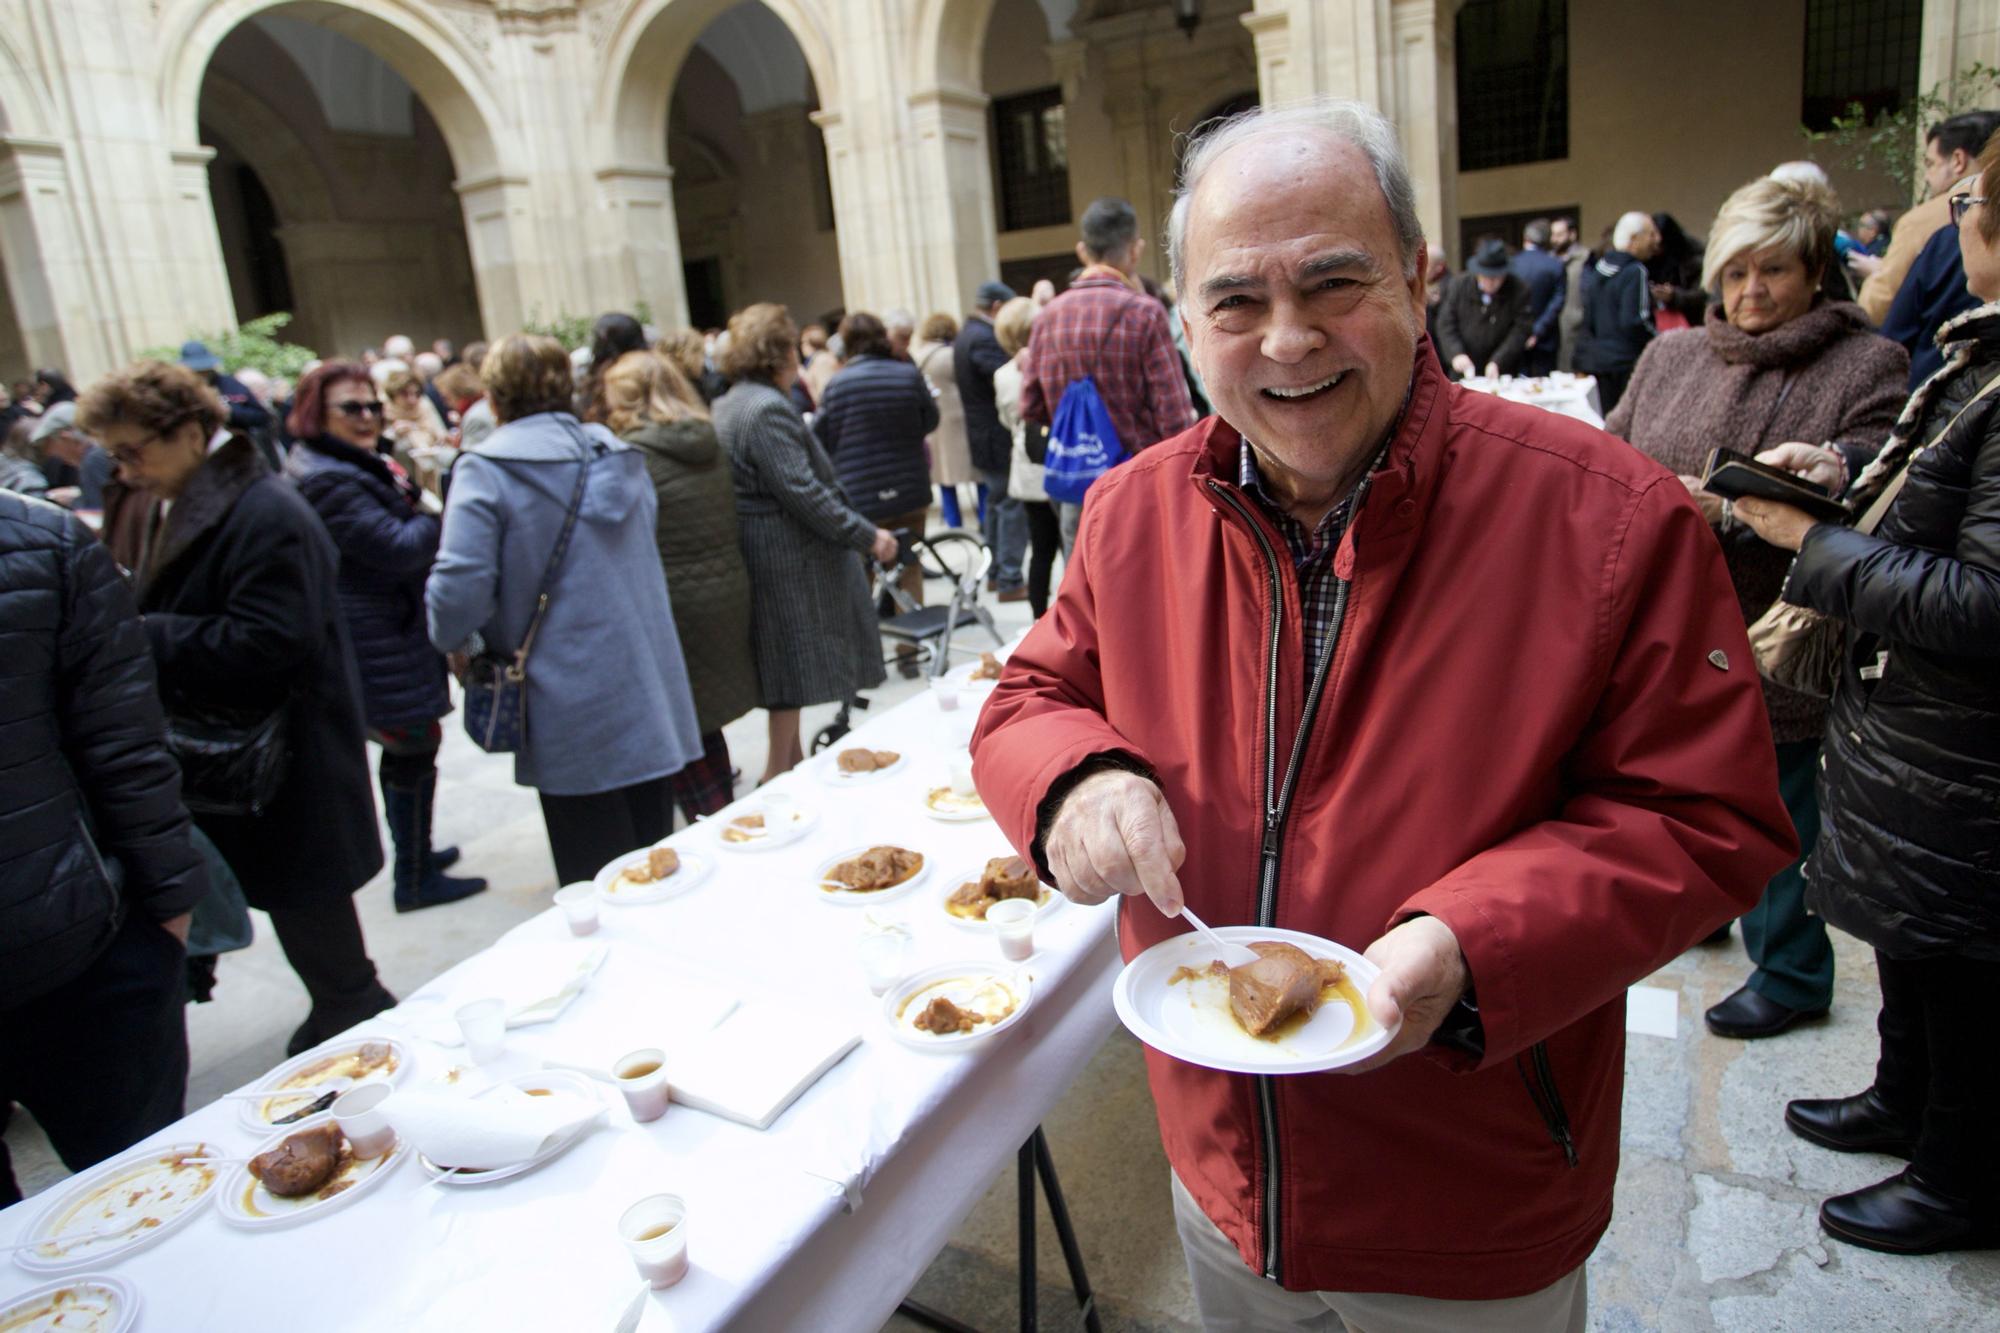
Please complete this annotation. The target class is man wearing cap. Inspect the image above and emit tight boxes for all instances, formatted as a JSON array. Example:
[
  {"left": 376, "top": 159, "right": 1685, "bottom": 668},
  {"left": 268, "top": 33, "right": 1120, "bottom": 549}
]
[
  {"left": 954, "top": 278, "right": 1029, "bottom": 598},
  {"left": 1437, "top": 238, "right": 1535, "bottom": 381},
  {"left": 179, "top": 341, "right": 276, "bottom": 467},
  {"left": 1021, "top": 196, "right": 1199, "bottom": 552},
  {"left": 31, "top": 402, "right": 113, "bottom": 509}
]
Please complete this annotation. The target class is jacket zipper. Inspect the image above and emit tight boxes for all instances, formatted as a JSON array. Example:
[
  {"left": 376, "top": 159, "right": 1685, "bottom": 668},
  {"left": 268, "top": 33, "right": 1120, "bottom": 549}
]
[
  {"left": 1209, "top": 479, "right": 1363, "bottom": 1281},
  {"left": 1516, "top": 1041, "right": 1579, "bottom": 1167}
]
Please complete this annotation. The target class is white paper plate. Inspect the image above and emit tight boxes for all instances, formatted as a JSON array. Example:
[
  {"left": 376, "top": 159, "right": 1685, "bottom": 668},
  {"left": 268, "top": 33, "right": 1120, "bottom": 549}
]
[
  {"left": 593, "top": 844, "right": 715, "bottom": 905},
  {"left": 416, "top": 1071, "right": 604, "bottom": 1186},
  {"left": 12, "top": 1142, "right": 222, "bottom": 1274},
  {"left": 1112, "top": 927, "right": 1394, "bottom": 1075},
  {"left": 0, "top": 1274, "right": 139, "bottom": 1331},
  {"left": 942, "top": 656, "right": 1007, "bottom": 690},
  {"left": 884, "top": 963, "right": 1033, "bottom": 1051},
  {"left": 921, "top": 785, "right": 989, "bottom": 822},
  {"left": 217, "top": 1114, "right": 408, "bottom": 1231},
  {"left": 711, "top": 797, "right": 818, "bottom": 852},
  {"left": 810, "top": 746, "right": 910, "bottom": 786},
  {"left": 935, "top": 861, "right": 1061, "bottom": 929},
  {"left": 235, "top": 1036, "right": 411, "bottom": 1131},
  {"left": 813, "top": 844, "right": 932, "bottom": 906}
]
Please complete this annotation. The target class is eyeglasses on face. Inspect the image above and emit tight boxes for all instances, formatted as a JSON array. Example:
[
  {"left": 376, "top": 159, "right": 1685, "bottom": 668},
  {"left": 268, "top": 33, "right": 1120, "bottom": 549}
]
[
  {"left": 1950, "top": 194, "right": 1988, "bottom": 226},
  {"left": 108, "top": 432, "right": 164, "bottom": 466},
  {"left": 332, "top": 400, "right": 386, "bottom": 418}
]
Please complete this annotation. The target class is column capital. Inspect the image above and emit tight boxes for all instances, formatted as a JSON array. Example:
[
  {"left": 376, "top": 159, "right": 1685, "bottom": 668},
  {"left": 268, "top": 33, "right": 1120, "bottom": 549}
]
[{"left": 906, "top": 85, "right": 990, "bottom": 116}]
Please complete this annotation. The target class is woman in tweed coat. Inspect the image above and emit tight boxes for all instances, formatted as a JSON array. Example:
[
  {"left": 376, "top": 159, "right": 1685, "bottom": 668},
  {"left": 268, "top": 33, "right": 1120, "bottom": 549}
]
[
  {"left": 714, "top": 303, "right": 898, "bottom": 781},
  {"left": 1606, "top": 175, "right": 1908, "bottom": 1041}
]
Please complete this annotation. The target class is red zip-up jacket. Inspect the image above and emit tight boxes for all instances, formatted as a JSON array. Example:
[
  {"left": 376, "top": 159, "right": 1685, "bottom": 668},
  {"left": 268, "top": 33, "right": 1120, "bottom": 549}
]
[{"left": 972, "top": 348, "right": 1797, "bottom": 1298}]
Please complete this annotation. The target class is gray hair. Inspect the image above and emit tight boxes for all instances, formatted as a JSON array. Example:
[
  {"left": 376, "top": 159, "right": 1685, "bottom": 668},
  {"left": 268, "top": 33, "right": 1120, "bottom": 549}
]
[
  {"left": 883, "top": 307, "right": 916, "bottom": 336},
  {"left": 1167, "top": 97, "right": 1425, "bottom": 294},
  {"left": 1612, "top": 211, "right": 1654, "bottom": 251}
]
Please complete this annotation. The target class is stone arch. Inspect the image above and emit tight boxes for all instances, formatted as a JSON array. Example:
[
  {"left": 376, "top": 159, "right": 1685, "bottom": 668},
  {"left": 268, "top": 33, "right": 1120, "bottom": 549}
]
[
  {"left": 0, "top": 29, "right": 54, "bottom": 140},
  {"left": 197, "top": 74, "right": 336, "bottom": 225},
  {"left": 911, "top": 0, "right": 999, "bottom": 97},
  {"left": 594, "top": 0, "right": 841, "bottom": 172},
  {"left": 157, "top": 0, "right": 513, "bottom": 184}
]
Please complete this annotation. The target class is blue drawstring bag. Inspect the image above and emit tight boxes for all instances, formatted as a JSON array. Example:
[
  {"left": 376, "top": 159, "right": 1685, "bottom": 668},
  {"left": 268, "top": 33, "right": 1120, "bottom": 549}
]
[{"left": 1042, "top": 373, "right": 1127, "bottom": 504}]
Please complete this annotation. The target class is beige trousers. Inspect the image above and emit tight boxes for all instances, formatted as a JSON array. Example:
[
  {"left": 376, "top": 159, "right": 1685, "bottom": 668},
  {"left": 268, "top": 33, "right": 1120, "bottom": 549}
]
[{"left": 1170, "top": 1172, "right": 1589, "bottom": 1333}]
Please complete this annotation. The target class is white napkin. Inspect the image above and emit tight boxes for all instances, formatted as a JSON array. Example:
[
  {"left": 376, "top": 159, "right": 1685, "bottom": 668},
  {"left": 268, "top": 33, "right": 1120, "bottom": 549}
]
[
  {"left": 668, "top": 1002, "right": 860, "bottom": 1131},
  {"left": 381, "top": 942, "right": 609, "bottom": 1044},
  {"left": 383, "top": 1085, "right": 605, "bottom": 1170}
]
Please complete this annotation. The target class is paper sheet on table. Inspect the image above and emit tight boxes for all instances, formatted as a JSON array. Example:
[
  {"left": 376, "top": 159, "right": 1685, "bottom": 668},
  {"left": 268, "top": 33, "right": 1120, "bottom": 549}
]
[
  {"left": 1626, "top": 985, "right": 1680, "bottom": 1039},
  {"left": 379, "top": 941, "right": 609, "bottom": 1043},
  {"left": 669, "top": 1003, "right": 861, "bottom": 1131},
  {"left": 383, "top": 1085, "right": 604, "bottom": 1169}
]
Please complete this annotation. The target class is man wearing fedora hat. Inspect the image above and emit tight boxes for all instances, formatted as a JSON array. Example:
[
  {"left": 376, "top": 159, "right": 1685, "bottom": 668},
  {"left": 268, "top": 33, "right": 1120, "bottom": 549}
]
[{"left": 1436, "top": 238, "right": 1535, "bottom": 381}]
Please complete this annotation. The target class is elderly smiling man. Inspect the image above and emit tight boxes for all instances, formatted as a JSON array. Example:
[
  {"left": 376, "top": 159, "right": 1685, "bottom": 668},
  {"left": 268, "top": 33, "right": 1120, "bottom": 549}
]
[{"left": 972, "top": 100, "right": 1797, "bottom": 1330}]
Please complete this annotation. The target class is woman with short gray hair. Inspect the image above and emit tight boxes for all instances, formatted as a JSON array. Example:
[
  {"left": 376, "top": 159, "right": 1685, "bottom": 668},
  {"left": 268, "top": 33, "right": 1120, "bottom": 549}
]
[{"left": 1606, "top": 175, "right": 1909, "bottom": 1042}]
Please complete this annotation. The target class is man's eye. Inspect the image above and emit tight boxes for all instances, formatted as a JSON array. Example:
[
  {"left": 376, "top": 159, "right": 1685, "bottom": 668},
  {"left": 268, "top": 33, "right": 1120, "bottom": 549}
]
[
  {"left": 1212, "top": 295, "right": 1251, "bottom": 312},
  {"left": 1316, "top": 277, "right": 1355, "bottom": 291}
]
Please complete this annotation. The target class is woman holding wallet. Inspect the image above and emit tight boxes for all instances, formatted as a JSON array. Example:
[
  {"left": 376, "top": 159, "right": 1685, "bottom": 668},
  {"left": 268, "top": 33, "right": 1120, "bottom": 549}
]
[
  {"left": 1731, "top": 145, "right": 2000, "bottom": 1257},
  {"left": 1605, "top": 175, "right": 1909, "bottom": 1041}
]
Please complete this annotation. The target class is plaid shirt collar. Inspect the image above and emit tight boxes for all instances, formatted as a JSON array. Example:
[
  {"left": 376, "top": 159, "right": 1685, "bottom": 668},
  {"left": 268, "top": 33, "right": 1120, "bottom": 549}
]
[{"left": 1237, "top": 440, "right": 1382, "bottom": 571}]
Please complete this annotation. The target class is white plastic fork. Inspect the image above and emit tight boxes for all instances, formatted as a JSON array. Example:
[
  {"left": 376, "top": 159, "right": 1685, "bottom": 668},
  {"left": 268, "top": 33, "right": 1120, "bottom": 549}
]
[
  {"left": 1177, "top": 904, "right": 1259, "bottom": 968},
  {"left": 1, "top": 1216, "right": 147, "bottom": 1255}
]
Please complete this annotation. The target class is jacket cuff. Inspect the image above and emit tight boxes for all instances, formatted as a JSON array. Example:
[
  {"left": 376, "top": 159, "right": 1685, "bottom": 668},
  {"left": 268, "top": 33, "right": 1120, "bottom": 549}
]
[{"left": 1027, "top": 750, "right": 1157, "bottom": 882}]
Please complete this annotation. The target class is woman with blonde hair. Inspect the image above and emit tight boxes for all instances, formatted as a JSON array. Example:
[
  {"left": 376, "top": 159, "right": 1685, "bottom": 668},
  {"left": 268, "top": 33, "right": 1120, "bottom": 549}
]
[
  {"left": 658, "top": 327, "right": 729, "bottom": 404},
  {"left": 603, "top": 350, "right": 757, "bottom": 820},
  {"left": 714, "top": 304, "right": 897, "bottom": 781}
]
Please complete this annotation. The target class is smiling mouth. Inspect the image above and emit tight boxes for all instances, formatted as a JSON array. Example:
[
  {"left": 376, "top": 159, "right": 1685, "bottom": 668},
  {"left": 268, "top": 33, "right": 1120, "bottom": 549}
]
[{"left": 1261, "top": 372, "right": 1346, "bottom": 402}]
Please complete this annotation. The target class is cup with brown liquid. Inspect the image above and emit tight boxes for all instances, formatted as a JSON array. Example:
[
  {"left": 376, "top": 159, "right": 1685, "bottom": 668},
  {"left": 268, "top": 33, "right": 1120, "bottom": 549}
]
[
  {"left": 613, "top": 1047, "right": 670, "bottom": 1123},
  {"left": 618, "top": 1193, "right": 689, "bottom": 1288}
]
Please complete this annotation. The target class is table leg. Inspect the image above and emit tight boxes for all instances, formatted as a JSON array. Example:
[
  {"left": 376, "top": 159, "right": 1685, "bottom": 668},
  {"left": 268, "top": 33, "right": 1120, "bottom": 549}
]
[
  {"left": 1032, "top": 1129, "right": 1102, "bottom": 1333},
  {"left": 1019, "top": 1138, "right": 1037, "bottom": 1333}
]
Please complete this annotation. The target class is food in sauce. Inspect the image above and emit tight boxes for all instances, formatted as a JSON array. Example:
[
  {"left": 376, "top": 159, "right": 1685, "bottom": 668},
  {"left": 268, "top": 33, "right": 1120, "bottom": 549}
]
[{"left": 825, "top": 846, "right": 924, "bottom": 893}]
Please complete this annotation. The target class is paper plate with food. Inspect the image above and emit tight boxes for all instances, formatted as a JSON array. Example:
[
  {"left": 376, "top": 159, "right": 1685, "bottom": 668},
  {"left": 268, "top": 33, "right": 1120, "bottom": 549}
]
[
  {"left": 937, "top": 856, "right": 1060, "bottom": 928},
  {"left": 943, "top": 650, "right": 1008, "bottom": 691},
  {"left": 921, "top": 784, "right": 988, "bottom": 822},
  {"left": 711, "top": 795, "right": 817, "bottom": 851},
  {"left": 218, "top": 1114, "right": 408, "bottom": 1231},
  {"left": 0, "top": 1276, "right": 138, "bottom": 1332},
  {"left": 812, "top": 745, "right": 908, "bottom": 786},
  {"left": 594, "top": 841, "right": 714, "bottom": 904},
  {"left": 1112, "top": 926, "right": 1394, "bottom": 1075},
  {"left": 12, "top": 1142, "right": 222, "bottom": 1274},
  {"left": 884, "top": 963, "right": 1033, "bottom": 1050},
  {"left": 815, "top": 844, "right": 930, "bottom": 905},
  {"left": 235, "top": 1037, "right": 410, "bottom": 1131}
]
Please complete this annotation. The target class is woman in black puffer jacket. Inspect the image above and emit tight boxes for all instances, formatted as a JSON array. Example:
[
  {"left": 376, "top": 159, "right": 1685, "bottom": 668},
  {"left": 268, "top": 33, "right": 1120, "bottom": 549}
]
[
  {"left": 285, "top": 362, "right": 485, "bottom": 914},
  {"left": 1734, "top": 145, "right": 2000, "bottom": 1259},
  {"left": 812, "top": 311, "right": 938, "bottom": 606}
]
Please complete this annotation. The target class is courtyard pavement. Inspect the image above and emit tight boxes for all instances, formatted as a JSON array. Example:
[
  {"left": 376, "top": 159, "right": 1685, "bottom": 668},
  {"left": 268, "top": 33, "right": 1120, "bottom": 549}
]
[{"left": 7, "top": 569, "right": 1997, "bottom": 1332}]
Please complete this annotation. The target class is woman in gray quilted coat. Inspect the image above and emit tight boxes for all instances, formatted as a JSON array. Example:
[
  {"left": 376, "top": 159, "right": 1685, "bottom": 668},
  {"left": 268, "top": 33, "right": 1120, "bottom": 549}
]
[{"left": 714, "top": 303, "right": 897, "bottom": 781}]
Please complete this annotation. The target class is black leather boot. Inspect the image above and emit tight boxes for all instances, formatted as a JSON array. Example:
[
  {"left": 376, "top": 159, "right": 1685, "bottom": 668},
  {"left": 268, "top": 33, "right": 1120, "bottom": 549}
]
[
  {"left": 384, "top": 778, "right": 486, "bottom": 913},
  {"left": 1820, "top": 1168, "right": 2000, "bottom": 1255},
  {"left": 1704, "top": 984, "right": 1828, "bottom": 1039},
  {"left": 1785, "top": 1088, "right": 1919, "bottom": 1159}
]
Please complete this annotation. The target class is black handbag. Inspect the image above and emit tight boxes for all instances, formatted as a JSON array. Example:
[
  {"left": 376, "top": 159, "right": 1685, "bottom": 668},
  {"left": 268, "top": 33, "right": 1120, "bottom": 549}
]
[
  {"left": 461, "top": 433, "right": 593, "bottom": 754},
  {"left": 167, "top": 702, "right": 291, "bottom": 816}
]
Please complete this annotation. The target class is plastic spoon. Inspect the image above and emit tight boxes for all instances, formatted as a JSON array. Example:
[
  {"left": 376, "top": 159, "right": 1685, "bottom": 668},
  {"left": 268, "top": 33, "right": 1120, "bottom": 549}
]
[
  {"left": 1177, "top": 904, "right": 1259, "bottom": 968},
  {"left": 0, "top": 1217, "right": 148, "bottom": 1255}
]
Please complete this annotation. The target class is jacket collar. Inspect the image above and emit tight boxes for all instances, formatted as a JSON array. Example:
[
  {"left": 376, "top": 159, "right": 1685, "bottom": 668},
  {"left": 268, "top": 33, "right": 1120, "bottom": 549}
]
[
  {"left": 1934, "top": 298, "right": 2000, "bottom": 357},
  {"left": 144, "top": 433, "right": 266, "bottom": 593}
]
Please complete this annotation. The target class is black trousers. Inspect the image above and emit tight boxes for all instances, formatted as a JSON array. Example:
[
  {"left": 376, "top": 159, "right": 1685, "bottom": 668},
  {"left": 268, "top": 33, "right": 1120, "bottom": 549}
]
[
  {"left": 1873, "top": 949, "right": 2000, "bottom": 1208},
  {"left": 1022, "top": 500, "right": 1061, "bottom": 619},
  {"left": 267, "top": 894, "right": 395, "bottom": 1052},
  {"left": 539, "top": 775, "right": 675, "bottom": 886},
  {"left": 0, "top": 912, "right": 189, "bottom": 1206}
]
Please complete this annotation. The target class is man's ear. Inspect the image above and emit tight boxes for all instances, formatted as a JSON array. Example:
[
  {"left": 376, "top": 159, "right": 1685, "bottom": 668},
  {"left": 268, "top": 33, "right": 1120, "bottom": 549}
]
[
  {"left": 1407, "top": 239, "right": 1431, "bottom": 309},
  {"left": 1075, "top": 241, "right": 1093, "bottom": 268}
]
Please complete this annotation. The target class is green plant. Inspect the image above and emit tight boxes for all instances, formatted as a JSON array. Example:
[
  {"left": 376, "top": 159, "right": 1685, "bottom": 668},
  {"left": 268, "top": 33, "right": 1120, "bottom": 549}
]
[
  {"left": 1802, "top": 62, "right": 2000, "bottom": 205},
  {"left": 522, "top": 300, "right": 657, "bottom": 352},
  {"left": 139, "top": 312, "right": 319, "bottom": 379}
]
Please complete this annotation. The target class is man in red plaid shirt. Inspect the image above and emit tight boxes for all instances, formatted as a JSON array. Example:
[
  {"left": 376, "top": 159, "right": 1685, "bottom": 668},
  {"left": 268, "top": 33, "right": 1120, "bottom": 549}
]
[{"left": 1021, "top": 197, "right": 1199, "bottom": 548}]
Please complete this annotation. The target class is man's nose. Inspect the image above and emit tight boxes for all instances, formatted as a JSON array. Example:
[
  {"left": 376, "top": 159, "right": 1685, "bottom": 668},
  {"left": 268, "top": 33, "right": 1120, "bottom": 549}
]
[{"left": 1259, "top": 302, "right": 1325, "bottom": 364}]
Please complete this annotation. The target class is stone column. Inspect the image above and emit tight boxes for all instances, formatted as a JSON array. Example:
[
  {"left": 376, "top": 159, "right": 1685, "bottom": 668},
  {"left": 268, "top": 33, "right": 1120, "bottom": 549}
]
[
  {"left": 596, "top": 165, "right": 689, "bottom": 329},
  {"left": 0, "top": 136, "right": 110, "bottom": 375},
  {"left": 455, "top": 175, "right": 534, "bottom": 337},
  {"left": 905, "top": 85, "right": 1000, "bottom": 316}
]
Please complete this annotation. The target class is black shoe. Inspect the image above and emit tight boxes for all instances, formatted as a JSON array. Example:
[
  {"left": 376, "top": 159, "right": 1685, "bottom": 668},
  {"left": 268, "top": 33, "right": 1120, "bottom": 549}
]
[
  {"left": 1701, "top": 922, "right": 1732, "bottom": 945},
  {"left": 1785, "top": 1088, "right": 1919, "bottom": 1159},
  {"left": 385, "top": 777, "right": 488, "bottom": 913},
  {"left": 430, "top": 846, "right": 461, "bottom": 873},
  {"left": 1820, "top": 1169, "right": 2000, "bottom": 1255},
  {"left": 1703, "top": 985, "right": 1828, "bottom": 1039}
]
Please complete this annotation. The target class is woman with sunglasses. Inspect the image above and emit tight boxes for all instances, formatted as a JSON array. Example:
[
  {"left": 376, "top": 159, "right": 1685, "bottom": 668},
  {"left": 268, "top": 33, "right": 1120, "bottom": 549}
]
[
  {"left": 285, "top": 361, "right": 487, "bottom": 915},
  {"left": 78, "top": 360, "right": 396, "bottom": 1056}
]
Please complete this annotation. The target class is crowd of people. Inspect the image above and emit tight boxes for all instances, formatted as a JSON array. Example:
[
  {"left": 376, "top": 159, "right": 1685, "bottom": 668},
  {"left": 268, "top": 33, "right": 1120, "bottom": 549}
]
[{"left": 1, "top": 91, "right": 1995, "bottom": 1325}]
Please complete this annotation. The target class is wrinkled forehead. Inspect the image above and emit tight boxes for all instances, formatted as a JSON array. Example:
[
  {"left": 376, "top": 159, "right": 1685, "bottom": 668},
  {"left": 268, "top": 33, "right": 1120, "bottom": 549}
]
[{"left": 1185, "top": 133, "right": 1400, "bottom": 277}]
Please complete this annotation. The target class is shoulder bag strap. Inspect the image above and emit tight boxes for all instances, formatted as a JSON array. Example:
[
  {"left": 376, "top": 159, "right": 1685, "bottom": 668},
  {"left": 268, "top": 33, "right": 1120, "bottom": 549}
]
[
  {"left": 1853, "top": 369, "right": 2000, "bottom": 536},
  {"left": 514, "top": 426, "right": 595, "bottom": 668}
]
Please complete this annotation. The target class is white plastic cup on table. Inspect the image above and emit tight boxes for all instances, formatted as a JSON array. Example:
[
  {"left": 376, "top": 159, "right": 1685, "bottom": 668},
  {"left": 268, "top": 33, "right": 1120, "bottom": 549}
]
[
  {"left": 930, "top": 677, "right": 960, "bottom": 712},
  {"left": 554, "top": 882, "right": 599, "bottom": 936},
  {"left": 614, "top": 1047, "right": 671, "bottom": 1123},
  {"left": 986, "top": 898, "right": 1036, "bottom": 962},
  {"left": 455, "top": 998, "right": 506, "bottom": 1064},
  {"left": 331, "top": 1082, "right": 397, "bottom": 1159},
  {"left": 856, "top": 925, "right": 914, "bottom": 995},
  {"left": 946, "top": 748, "right": 977, "bottom": 796},
  {"left": 619, "top": 1193, "right": 690, "bottom": 1288}
]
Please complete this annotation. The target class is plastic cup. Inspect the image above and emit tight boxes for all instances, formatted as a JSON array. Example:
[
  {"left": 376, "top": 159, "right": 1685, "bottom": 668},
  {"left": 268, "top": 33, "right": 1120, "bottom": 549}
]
[
  {"left": 856, "top": 926, "right": 914, "bottom": 995},
  {"left": 554, "top": 882, "right": 599, "bottom": 935},
  {"left": 455, "top": 998, "right": 506, "bottom": 1064},
  {"left": 930, "top": 677, "right": 960, "bottom": 712},
  {"left": 946, "top": 748, "right": 977, "bottom": 796},
  {"left": 986, "top": 898, "right": 1036, "bottom": 961},
  {"left": 331, "top": 1082, "right": 397, "bottom": 1159},
  {"left": 619, "top": 1194, "right": 689, "bottom": 1288},
  {"left": 614, "top": 1047, "right": 671, "bottom": 1123}
]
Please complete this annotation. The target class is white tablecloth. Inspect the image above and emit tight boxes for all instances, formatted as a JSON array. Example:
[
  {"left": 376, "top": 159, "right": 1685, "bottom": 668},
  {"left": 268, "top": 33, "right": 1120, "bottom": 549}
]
[
  {"left": 0, "top": 679, "right": 1122, "bottom": 1332},
  {"left": 1460, "top": 373, "right": 1605, "bottom": 429}
]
